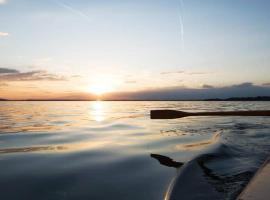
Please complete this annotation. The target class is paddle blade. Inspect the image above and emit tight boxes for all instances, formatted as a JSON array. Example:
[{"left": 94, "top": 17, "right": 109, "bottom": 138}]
[{"left": 150, "top": 110, "right": 189, "bottom": 119}]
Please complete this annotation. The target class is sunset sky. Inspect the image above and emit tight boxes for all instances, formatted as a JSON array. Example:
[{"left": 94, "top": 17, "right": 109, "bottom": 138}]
[{"left": 0, "top": 0, "right": 270, "bottom": 100}]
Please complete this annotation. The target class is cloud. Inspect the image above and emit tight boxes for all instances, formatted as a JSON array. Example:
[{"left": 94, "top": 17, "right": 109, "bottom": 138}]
[
  {"left": 233, "top": 82, "right": 253, "bottom": 88},
  {"left": 71, "top": 75, "right": 82, "bottom": 78},
  {"left": 0, "top": 68, "right": 19, "bottom": 74},
  {"left": 55, "top": 0, "right": 91, "bottom": 22},
  {"left": 160, "top": 70, "right": 209, "bottom": 76},
  {"left": 103, "top": 82, "right": 270, "bottom": 100},
  {"left": 202, "top": 84, "right": 214, "bottom": 89},
  {"left": 160, "top": 70, "right": 185, "bottom": 75},
  {"left": 0, "top": 68, "right": 66, "bottom": 81},
  {"left": 0, "top": 32, "right": 9, "bottom": 37},
  {"left": 187, "top": 72, "right": 208, "bottom": 75}
]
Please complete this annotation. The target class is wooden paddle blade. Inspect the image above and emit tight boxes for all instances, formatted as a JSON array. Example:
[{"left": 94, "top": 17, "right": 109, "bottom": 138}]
[
  {"left": 150, "top": 110, "right": 189, "bottom": 119},
  {"left": 150, "top": 110, "right": 270, "bottom": 119}
]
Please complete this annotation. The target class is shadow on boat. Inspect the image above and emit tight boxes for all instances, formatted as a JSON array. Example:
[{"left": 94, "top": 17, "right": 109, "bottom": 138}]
[{"left": 150, "top": 153, "right": 184, "bottom": 168}]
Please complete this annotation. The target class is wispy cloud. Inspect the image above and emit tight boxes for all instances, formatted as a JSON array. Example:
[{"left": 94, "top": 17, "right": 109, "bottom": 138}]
[
  {"left": 160, "top": 70, "right": 209, "bottom": 76},
  {"left": 71, "top": 75, "right": 82, "bottom": 78},
  {"left": 0, "top": 32, "right": 9, "bottom": 37},
  {"left": 187, "top": 72, "right": 209, "bottom": 75},
  {"left": 178, "top": 0, "right": 185, "bottom": 50},
  {"left": 54, "top": 0, "right": 91, "bottom": 22},
  {"left": 0, "top": 68, "right": 67, "bottom": 81},
  {"left": 160, "top": 70, "right": 185, "bottom": 75}
]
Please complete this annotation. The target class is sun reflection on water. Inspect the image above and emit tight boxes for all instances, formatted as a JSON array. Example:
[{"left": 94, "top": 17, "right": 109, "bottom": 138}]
[{"left": 91, "top": 101, "right": 105, "bottom": 122}]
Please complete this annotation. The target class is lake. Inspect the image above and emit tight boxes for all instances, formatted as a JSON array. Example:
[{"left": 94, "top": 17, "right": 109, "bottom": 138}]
[{"left": 0, "top": 101, "right": 270, "bottom": 200}]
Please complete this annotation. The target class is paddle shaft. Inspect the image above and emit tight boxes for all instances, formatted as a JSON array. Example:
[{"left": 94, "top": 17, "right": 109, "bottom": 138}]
[{"left": 150, "top": 110, "right": 270, "bottom": 119}]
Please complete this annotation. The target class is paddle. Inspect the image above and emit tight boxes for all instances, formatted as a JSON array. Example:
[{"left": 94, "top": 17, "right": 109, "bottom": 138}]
[{"left": 150, "top": 110, "right": 270, "bottom": 119}]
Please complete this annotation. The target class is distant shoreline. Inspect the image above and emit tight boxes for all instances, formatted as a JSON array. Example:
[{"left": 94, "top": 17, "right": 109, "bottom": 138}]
[{"left": 1, "top": 96, "right": 270, "bottom": 101}]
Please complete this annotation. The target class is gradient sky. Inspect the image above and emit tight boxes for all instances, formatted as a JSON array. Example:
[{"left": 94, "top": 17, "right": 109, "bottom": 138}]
[{"left": 0, "top": 0, "right": 270, "bottom": 99}]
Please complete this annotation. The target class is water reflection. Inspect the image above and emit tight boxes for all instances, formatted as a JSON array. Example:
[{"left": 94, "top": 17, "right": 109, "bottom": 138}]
[
  {"left": 0, "top": 141, "right": 111, "bottom": 154},
  {"left": 91, "top": 101, "right": 105, "bottom": 122}
]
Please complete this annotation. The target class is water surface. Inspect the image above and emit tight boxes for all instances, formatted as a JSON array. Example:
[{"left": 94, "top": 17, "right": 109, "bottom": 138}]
[{"left": 0, "top": 101, "right": 269, "bottom": 200}]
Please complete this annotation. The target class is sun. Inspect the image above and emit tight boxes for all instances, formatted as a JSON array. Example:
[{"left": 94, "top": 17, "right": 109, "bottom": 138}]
[{"left": 88, "top": 84, "right": 111, "bottom": 96}]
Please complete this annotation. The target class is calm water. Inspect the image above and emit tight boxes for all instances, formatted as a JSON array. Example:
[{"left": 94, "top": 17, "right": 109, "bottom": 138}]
[{"left": 0, "top": 101, "right": 270, "bottom": 200}]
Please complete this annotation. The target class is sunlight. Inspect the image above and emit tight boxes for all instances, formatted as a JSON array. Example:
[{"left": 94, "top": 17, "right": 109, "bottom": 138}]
[{"left": 88, "top": 84, "right": 111, "bottom": 96}]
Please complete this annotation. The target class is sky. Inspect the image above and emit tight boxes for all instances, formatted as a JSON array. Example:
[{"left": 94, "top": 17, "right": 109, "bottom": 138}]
[{"left": 0, "top": 0, "right": 270, "bottom": 100}]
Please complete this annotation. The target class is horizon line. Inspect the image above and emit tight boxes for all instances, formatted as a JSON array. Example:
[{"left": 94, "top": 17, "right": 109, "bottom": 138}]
[{"left": 1, "top": 96, "right": 270, "bottom": 102}]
